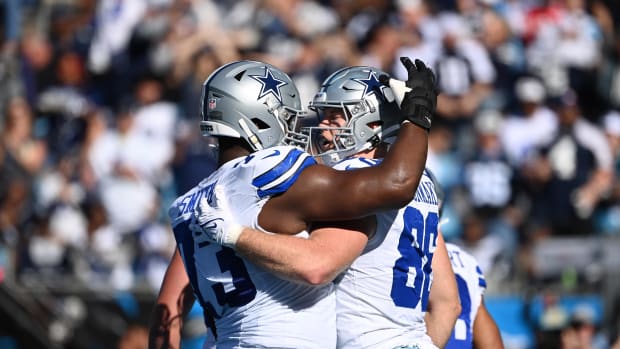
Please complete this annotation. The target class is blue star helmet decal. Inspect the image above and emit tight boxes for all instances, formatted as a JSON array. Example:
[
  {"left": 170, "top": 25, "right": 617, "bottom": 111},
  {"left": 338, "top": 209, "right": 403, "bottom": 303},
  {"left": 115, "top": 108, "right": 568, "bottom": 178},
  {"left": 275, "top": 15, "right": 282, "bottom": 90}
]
[
  {"left": 250, "top": 67, "right": 287, "bottom": 103},
  {"left": 353, "top": 71, "right": 386, "bottom": 101}
]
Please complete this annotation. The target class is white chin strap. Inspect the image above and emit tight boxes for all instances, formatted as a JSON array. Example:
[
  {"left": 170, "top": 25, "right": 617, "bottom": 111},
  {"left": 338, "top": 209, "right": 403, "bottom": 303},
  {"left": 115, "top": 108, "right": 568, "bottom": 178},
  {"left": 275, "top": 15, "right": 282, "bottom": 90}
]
[{"left": 238, "top": 118, "right": 263, "bottom": 151}]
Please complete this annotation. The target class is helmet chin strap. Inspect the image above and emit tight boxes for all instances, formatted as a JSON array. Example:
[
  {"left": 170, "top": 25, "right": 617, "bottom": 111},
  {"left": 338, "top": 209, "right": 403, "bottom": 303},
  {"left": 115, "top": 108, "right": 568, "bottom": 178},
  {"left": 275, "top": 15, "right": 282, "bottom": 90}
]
[
  {"left": 238, "top": 118, "right": 263, "bottom": 151},
  {"left": 358, "top": 141, "right": 374, "bottom": 154}
]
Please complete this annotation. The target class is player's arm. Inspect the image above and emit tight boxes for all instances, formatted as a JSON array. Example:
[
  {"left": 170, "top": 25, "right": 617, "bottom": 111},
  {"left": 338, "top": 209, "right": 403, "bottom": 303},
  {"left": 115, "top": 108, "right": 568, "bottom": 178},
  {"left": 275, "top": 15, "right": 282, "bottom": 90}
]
[
  {"left": 265, "top": 122, "right": 427, "bottom": 222},
  {"left": 262, "top": 58, "right": 436, "bottom": 225},
  {"left": 425, "top": 233, "right": 461, "bottom": 348},
  {"left": 148, "top": 249, "right": 195, "bottom": 349},
  {"left": 235, "top": 218, "right": 375, "bottom": 285},
  {"left": 191, "top": 189, "right": 374, "bottom": 285},
  {"left": 473, "top": 298, "right": 504, "bottom": 349}
]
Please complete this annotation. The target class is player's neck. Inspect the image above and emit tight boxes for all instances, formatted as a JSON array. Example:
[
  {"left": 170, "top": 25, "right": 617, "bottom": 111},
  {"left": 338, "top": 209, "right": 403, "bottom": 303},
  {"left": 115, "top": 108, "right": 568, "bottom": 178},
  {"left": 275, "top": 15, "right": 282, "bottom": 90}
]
[
  {"left": 219, "top": 147, "right": 250, "bottom": 166},
  {"left": 217, "top": 138, "right": 253, "bottom": 166}
]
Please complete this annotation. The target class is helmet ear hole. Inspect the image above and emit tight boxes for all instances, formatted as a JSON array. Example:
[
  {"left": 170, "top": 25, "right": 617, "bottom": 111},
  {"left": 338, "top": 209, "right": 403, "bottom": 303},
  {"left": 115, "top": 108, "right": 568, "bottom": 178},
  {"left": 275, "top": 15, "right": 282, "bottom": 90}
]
[
  {"left": 251, "top": 118, "right": 271, "bottom": 130},
  {"left": 234, "top": 71, "right": 245, "bottom": 81}
]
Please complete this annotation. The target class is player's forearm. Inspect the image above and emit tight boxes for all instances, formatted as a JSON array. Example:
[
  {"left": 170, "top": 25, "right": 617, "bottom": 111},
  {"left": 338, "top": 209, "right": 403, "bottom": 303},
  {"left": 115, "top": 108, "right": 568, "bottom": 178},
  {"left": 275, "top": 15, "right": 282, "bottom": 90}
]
[
  {"left": 149, "top": 250, "right": 194, "bottom": 349},
  {"left": 325, "top": 123, "right": 429, "bottom": 217},
  {"left": 425, "top": 303, "right": 460, "bottom": 348},
  {"left": 425, "top": 282, "right": 461, "bottom": 347},
  {"left": 148, "top": 307, "right": 183, "bottom": 349},
  {"left": 425, "top": 234, "right": 460, "bottom": 347},
  {"left": 368, "top": 60, "right": 434, "bottom": 209},
  {"left": 235, "top": 228, "right": 340, "bottom": 285},
  {"left": 473, "top": 302, "right": 505, "bottom": 349},
  {"left": 372, "top": 122, "right": 428, "bottom": 207},
  {"left": 149, "top": 284, "right": 196, "bottom": 349},
  {"left": 348, "top": 57, "right": 433, "bottom": 211}
]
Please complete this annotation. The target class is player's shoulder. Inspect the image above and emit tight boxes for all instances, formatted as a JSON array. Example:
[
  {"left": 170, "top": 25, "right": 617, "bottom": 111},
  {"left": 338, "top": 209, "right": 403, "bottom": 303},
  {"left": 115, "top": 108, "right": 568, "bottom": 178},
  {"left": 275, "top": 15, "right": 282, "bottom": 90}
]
[
  {"left": 218, "top": 146, "right": 314, "bottom": 179},
  {"left": 246, "top": 146, "right": 317, "bottom": 198},
  {"left": 249, "top": 145, "right": 312, "bottom": 171},
  {"left": 168, "top": 174, "right": 218, "bottom": 226}
]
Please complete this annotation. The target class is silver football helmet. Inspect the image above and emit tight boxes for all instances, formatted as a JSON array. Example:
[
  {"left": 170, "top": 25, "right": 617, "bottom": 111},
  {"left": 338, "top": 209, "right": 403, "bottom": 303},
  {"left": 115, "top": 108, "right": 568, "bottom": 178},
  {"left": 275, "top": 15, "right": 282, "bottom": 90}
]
[
  {"left": 306, "top": 66, "right": 401, "bottom": 166},
  {"left": 200, "top": 60, "right": 308, "bottom": 151}
]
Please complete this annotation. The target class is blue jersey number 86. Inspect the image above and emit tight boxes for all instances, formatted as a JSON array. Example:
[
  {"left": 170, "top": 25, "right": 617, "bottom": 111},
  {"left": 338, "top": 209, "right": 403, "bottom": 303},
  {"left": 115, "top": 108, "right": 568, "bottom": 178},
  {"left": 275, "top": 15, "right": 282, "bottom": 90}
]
[{"left": 391, "top": 206, "right": 438, "bottom": 309}]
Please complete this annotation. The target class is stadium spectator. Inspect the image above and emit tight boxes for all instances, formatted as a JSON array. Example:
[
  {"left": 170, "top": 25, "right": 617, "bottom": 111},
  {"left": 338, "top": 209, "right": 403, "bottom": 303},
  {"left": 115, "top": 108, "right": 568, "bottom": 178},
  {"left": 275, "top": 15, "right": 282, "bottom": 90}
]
[
  {"left": 595, "top": 110, "right": 620, "bottom": 235},
  {"left": 433, "top": 12, "right": 496, "bottom": 123},
  {"left": 460, "top": 109, "right": 517, "bottom": 280},
  {"left": 526, "top": 89, "right": 613, "bottom": 237},
  {"left": 500, "top": 76, "right": 558, "bottom": 167}
]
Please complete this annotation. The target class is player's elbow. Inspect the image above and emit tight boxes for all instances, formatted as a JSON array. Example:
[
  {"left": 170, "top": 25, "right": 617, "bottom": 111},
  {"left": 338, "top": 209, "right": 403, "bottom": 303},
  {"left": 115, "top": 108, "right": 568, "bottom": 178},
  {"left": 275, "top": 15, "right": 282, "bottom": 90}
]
[
  {"left": 384, "top": 177, "right": 419, "bottom": 208},
  {"left": 432, "top": 296, "right": 461, "bottom": 314},
  {"left": 299, "top": 265, "right": 337, "bottom": 286},
  {"left": 445, "top": 299, "right": 462, "bottom": 326},
  {"left": 304, "top": 274, "right": 332, "bottom": 286},
  {"left": 452, "top": 301, "right": 462, "bottom": 320},
  {"left": 428, "top": 296, "right": 461, "bottom": 326}
]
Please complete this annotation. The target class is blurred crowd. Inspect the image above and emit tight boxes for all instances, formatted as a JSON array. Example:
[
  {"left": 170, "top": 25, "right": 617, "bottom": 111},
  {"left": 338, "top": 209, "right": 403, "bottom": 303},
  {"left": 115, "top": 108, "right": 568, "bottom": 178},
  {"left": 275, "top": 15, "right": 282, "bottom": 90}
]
[{"left": 1, "top": 0, "right": 620, "bottom": 347}]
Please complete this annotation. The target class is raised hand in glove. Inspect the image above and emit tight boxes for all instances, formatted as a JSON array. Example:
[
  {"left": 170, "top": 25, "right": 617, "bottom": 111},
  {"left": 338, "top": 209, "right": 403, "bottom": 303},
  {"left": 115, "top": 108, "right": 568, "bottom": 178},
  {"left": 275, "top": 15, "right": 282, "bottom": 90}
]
[
  {"left": 379, "top": 57, "right": 437, "bottom": 131},
  {"left": 189, "top": 185, "right": 243, "bottom": 248}
]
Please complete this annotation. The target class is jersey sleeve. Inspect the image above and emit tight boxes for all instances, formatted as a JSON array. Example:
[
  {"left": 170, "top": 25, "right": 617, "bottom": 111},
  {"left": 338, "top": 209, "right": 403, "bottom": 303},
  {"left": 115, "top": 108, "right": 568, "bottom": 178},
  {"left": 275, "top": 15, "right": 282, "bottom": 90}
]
[
  {"left": 475, "top": 264, "right": 487, "bottom": 296},
  {"left": 332, "top": 157, "right": 381, "bottom": 171},
  {"left": 251, "top": 146, "right": 316, "bottom": 198}
]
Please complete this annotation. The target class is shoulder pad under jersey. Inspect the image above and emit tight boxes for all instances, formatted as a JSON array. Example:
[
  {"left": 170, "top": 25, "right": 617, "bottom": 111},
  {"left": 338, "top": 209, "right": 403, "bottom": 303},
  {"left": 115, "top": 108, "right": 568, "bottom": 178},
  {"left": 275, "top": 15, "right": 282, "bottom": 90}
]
[{"left": 241, "top": 146, "right": 316, "bottom": 199}]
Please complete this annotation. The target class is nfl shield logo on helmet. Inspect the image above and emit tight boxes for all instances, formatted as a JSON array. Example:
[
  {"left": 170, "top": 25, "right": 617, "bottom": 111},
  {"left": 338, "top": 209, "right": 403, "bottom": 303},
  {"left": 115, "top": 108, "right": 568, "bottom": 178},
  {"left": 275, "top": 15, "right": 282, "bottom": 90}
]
[{"left": 208, "top": 98, "right": 217, "bottom": 110}]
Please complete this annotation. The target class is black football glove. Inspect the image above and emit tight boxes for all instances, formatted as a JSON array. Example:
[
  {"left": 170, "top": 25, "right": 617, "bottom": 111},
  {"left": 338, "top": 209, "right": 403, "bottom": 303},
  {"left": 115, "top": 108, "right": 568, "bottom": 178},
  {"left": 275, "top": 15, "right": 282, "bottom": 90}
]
[{"left": 379, "top": 57, "right": 437, "bottom": 131}]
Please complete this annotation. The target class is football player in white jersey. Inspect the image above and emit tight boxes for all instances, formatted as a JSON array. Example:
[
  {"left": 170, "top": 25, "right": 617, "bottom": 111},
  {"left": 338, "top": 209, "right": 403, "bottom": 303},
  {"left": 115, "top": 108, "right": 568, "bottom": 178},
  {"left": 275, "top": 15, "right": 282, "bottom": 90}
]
[
  {"left": 444, "top": 242, "right": 504, "bottom": 349},
  {"left": 149, "top": 59, "right": 438, "bottom": 349},
  {"left": 429, "top": 175, "right": 504, "bottom": 349},
  {"left": 191, "top": 63, "right": 460, "bottom": 349}
]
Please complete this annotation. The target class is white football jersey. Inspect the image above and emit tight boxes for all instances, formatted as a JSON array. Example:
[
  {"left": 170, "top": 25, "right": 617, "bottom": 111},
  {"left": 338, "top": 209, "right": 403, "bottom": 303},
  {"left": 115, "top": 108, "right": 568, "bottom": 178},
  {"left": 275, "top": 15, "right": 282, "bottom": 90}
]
[
  {"left": 333, "top": 158, "right": 439, "bottom": 349},
  {"left": 444, "top": 243, "right": 487, "bottom": 349},
  {"left": 169, "top": 146, "right": 336, "bottom": 349}
]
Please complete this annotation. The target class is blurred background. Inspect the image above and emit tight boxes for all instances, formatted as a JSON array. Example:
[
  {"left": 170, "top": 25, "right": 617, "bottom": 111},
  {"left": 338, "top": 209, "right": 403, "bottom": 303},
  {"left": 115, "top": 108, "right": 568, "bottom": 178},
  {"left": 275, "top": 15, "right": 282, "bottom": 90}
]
[{"left": 0, "top": 0, "right": 619, "bottom": 348}]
